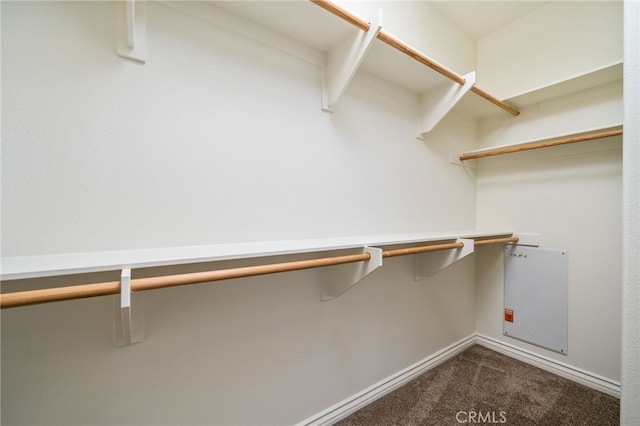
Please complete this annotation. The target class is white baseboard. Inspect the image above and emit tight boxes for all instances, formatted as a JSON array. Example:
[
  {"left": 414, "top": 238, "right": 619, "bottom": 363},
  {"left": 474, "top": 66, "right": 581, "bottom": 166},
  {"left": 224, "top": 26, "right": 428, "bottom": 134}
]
[
  {"left": 296, "top": 334, "right": 477, "bottom": 426},
  {"left": 475, "top": 334, "right": 621, "bottom": 398},
  {"left": 298, "top": 333, "right": 621, "bottom": 426}
]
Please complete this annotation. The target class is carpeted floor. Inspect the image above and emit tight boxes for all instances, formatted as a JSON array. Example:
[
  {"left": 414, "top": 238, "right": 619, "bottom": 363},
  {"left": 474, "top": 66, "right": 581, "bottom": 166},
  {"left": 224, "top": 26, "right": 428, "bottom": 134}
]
[{"left": 336, "top": 345, "right": 619, "bottom": 425}]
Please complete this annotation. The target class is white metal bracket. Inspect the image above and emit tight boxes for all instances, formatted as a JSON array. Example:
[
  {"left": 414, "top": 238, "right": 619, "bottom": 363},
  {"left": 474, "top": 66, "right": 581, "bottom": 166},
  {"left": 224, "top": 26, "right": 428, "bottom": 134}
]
[
  {"left": 417, "top": 71, "right": 476, "bottom": 137},
  {"left": 415, "top": 238, "right": 474, "bottom": 280},
  {"left": 322, "top": 247, "right": 383, "bottom": 300},
  {"left": 321, "top": 11, "right": 382, "bottom": 112},
  {"left": 113, "top": 268, "right": 144, "bottom": 347},
  {"left": 116, "top": 0, "right": 147, "bottom": 63}
]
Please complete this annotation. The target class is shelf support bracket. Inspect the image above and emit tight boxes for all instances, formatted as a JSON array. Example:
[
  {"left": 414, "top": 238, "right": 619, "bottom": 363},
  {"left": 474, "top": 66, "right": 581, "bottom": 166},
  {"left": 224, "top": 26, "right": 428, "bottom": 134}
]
[
  {"left": 113, "top": 268, "right": 144, "bottom": 347},
  {"left": 116, "top": 0, "right": 147, "bottom": 63},
  {"left": 322, "top": 247, "right": 383, "bottom": 300},
  {"left": 417, "top": 71, "right": 476, "bottom": 137},
  {"left": 415, "top": 238, "right": 474, "bottom": 280},
  {"left": 321, "top": 11, "right": 382, "bottom": 112}
]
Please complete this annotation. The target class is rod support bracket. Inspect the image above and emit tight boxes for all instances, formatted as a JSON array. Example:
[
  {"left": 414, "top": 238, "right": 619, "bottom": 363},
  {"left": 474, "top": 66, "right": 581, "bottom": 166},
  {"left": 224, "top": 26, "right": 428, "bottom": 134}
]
[
  {"left": 414, "top": 238, "right": 474, "bottom": 280},
  {"left": 113, "top": 268, "right": 144, "bottom": 347},
  {"left": 321, "top": 11, "right": 382, "bottom": 111},
  {"left": 116, "top": 0, "right": 147, "bottom": 63},
  {"left": 417, "top": 71, "right": 476, "bottom": 137},
  {"left": 322, "top": 247, "right": 383, "bottom": 300}
]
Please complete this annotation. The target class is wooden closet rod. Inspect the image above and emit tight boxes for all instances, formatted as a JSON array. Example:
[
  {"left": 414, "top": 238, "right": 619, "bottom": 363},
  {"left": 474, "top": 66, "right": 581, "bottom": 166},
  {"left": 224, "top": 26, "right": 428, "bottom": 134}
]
[
  {"left": 469, "top": 86, "right": 520, "bottom": 116},
  {"left": 0, "top": 252, "right": 371, "bottom": 309},
  {"left": 1, "top": 237, "right": 521, "bottom": 309},
  {"left": 459, "top": 128, "right": 624, "bottom": 161},
  {"left": 309, "top": 0, "right": 519, "bottom": 116},
  {"left": 1, "top": 241, "right": 468, "bottom": 309},
  {"left": 383, "top": 241, "right": 463, "bottom": 258},
  {"left": 474, "top": 236, "right": 519, "bottom": 246}
]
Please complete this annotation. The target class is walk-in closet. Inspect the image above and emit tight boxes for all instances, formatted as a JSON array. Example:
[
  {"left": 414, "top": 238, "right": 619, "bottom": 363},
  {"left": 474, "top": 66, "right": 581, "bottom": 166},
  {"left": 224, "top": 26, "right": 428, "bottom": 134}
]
[{"left": 1, "top": 1, "right": 638, "bottom": 425}]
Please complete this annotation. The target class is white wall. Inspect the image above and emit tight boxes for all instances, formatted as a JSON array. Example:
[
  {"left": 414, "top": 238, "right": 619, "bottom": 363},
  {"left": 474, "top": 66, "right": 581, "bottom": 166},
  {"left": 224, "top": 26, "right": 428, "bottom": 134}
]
[
  {"left": 0, "top": 1, "right": 476, "bottom": 257},
  {"left": 1, "top": 1, "right": 478, "bottom": 424},
  {"left": 474, "top": 0, "right": 624, "bottom": 384},
  {"left": 475, "top": 135, "right": 623, "bottom": 381},
  {"left": 477, "top": 0, "right": 623, "bottom": 99},
  {"left": 621, "top": 0, "right": 640, "bottom": 423},
  {"left": 1, "top": 254, "right": 478, "bottom": 425}
]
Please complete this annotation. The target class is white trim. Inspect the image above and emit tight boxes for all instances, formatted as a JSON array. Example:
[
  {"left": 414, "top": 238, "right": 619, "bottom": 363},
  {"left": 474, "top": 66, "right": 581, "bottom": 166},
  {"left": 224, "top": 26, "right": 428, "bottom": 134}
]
[
  {"left": 475, "top": 334, "right": 621, "bottom": 398},
  {"left": 296, "top": 334, "right": 477, "bottom": 426},
  {"left": 298, "top": 334, "right": 621, "bottom": 425},
  {"left": 621, "top": 0, "right": 640, "bottom": 423}
]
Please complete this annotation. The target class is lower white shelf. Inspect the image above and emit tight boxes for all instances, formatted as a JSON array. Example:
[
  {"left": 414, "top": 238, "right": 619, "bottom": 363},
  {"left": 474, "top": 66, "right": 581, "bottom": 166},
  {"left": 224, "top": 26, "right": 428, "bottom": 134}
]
[
  {"left": 1, "top": 230, "right": 521, "bottom": 347},
  {"left": 1, "top": 230, "right": 513, "bottom": 281}
]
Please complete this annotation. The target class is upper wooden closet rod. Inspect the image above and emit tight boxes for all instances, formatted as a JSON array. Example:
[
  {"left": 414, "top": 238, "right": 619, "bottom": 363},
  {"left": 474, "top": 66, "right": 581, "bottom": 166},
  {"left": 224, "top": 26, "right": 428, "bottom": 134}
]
[
  {"left": 459, "top": 128, "right": 624, "bottom": 161},
  {"left": 0, "top": 238, "right": 515, "bottom": 309},
  {"left": 309, "top": 0, "right": 520, "bottom": 117}
]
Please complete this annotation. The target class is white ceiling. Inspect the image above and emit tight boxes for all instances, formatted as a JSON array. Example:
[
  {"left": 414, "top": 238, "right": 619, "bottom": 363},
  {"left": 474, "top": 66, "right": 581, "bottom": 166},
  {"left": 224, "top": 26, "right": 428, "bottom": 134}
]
[{"left": 429, "top": 1, "right": 551, "bottom": 38}]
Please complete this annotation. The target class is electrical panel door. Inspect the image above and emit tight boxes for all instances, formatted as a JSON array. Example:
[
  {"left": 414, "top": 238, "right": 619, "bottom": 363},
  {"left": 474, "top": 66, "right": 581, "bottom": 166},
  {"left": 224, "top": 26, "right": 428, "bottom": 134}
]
[{"left": 503, "top": 246, "right": 568, "bottom": 355}]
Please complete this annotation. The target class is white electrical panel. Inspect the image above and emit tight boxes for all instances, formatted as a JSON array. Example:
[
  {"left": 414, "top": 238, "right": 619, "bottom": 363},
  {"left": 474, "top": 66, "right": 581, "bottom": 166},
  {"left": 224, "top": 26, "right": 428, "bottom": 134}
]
[{"left": 503, "top": 245, "right": 568, "bottom": 355}]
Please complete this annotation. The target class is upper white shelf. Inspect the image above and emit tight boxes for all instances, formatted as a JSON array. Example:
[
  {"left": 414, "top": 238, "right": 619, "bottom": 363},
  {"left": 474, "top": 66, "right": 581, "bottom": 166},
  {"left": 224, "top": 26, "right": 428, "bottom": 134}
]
[
  {"left": 360, "top": 39, "right": 449, "bottom": 94},
  {"left": 452, "top": 62, "right": 623, "bottom": 119},
  {"left": 209, "top": 0, "right": 515, "bottom": 119},
  {"left": 159, "top": 2, "right": 621, "bottom": 126},
  {"left": 214, "top": 0, "right": 458, "bottom": 96},
  {"left": 1, "top": 230, "right": 513, "bottom": 281},
  {"left": 507, "top": 62, "right": 623, "bottom": 108}
]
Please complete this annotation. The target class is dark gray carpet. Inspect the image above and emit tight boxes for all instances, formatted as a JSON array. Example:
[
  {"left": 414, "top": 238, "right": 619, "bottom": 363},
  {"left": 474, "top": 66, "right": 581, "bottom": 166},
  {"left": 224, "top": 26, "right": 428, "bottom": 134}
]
[{"left": 336, "top": 345, "right": 619, "bottom": 425}]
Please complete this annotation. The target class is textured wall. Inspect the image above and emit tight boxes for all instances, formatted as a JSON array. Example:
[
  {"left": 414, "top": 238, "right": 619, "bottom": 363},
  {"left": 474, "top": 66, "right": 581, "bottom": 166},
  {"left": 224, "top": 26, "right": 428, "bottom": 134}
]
[
  {"left": 0, "top": 1, "right": 476, "bottom": 257},
  {"left": 0, "top": 2, "right": 478, "bottom": 424},
  {"left": 474, "top": 2, "right": 624, "bottom": 385}
]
